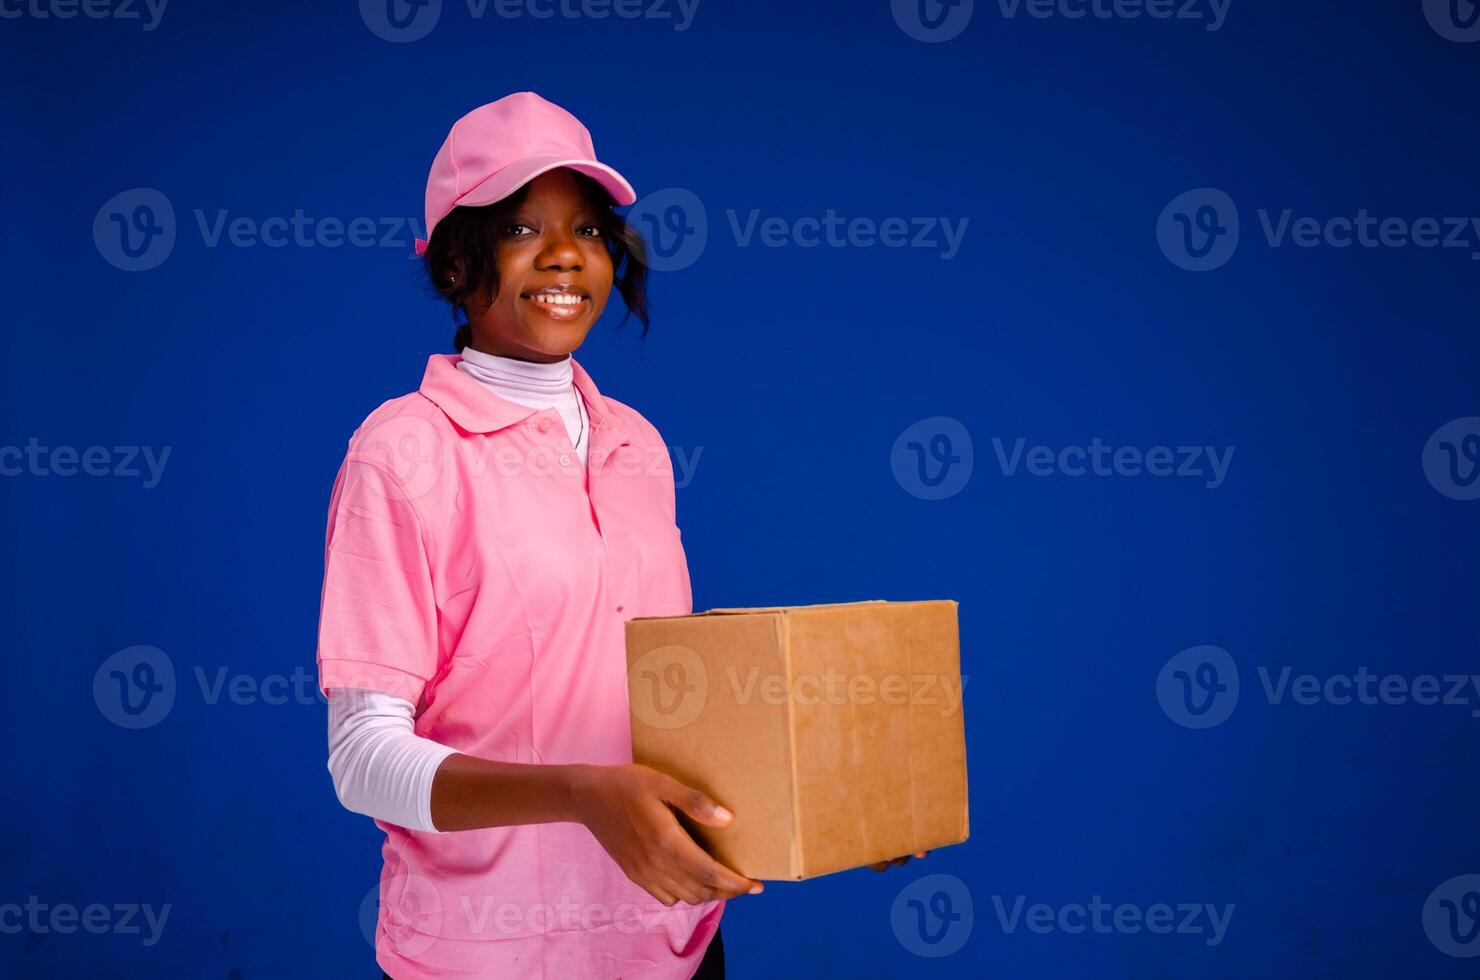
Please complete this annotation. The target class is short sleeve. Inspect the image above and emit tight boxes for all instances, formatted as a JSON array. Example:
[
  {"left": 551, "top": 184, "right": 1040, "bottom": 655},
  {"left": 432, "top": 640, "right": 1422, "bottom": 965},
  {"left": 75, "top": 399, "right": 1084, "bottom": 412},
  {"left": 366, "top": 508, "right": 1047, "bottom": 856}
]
[{"left": 316, "top": 458, "right": 438, "bottom": 707}]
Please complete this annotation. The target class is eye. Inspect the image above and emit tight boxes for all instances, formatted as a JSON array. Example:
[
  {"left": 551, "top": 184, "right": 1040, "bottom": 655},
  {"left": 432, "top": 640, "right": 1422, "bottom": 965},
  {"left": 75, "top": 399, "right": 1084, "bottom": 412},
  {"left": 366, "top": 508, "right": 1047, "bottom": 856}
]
[
  {"left": 578, "top": 224, "right": 602, "bottom": 238},
  {"left": 503, "top": 223, "right": 533, "bottom": 237}
]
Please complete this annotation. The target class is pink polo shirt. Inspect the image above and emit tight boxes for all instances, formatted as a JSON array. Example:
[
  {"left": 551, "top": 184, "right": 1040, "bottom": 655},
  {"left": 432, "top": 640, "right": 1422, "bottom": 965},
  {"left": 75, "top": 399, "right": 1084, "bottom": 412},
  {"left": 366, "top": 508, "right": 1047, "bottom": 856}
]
[{"left": 316, "top": 353, "right": 722, "bottom": 979}]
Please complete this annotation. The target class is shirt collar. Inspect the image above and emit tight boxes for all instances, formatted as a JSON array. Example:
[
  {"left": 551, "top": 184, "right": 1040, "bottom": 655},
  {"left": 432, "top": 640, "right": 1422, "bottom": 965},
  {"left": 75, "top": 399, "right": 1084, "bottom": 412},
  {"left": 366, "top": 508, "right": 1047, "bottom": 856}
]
[{"left": 419, "top": 352, "right": 628, "bottom": 442}]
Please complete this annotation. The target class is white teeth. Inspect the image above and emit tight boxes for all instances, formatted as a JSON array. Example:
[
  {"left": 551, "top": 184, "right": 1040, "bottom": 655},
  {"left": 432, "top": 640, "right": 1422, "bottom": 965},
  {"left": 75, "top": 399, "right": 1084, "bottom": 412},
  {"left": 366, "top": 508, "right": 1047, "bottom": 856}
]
[{"left": 532, "top": 293, "right": 581, "bottom": 305}]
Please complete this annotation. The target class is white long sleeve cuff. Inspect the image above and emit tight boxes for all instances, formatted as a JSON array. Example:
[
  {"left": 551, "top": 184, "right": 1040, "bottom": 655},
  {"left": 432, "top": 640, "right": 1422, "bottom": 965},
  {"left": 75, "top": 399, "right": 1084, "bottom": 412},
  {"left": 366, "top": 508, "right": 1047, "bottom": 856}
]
[{"left": 326, "top": 687, "right": 458, "bottom": 833}]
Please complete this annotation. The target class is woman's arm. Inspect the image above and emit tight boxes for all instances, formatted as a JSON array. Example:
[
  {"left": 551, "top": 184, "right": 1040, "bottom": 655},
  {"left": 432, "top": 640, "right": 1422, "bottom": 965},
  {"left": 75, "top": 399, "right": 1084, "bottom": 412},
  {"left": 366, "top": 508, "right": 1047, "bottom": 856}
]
[
  {"left": 325, "top": 686, "right": 763, "bottom": 906},
  {"left": 430, "top": 755, "right": 764, "bottom": 907}
]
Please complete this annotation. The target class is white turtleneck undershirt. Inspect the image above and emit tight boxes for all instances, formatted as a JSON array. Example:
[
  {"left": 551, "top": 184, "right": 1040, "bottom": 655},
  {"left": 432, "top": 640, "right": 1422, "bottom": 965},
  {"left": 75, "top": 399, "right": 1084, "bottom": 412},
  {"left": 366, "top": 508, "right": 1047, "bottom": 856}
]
[
  {"left": 325, "top": 349, "right": 591, "bottom": 833},
  {"left": 456, "top": 345, "right": 590, "bottom": 466}
]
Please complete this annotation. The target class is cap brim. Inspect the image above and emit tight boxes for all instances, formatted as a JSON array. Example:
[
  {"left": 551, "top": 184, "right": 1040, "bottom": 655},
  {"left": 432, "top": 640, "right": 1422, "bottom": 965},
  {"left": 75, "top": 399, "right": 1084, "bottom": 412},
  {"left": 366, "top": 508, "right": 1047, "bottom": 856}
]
[{"left": 456, "top": 155, "right": 637, "bottom": 210}]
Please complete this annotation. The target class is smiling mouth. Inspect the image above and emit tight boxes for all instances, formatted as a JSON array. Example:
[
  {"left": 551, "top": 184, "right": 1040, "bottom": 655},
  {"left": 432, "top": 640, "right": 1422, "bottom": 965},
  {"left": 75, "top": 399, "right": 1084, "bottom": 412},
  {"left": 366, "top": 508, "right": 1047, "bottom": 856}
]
[{"left": 521, "top": 288, "right": 590, "bottom": 321}]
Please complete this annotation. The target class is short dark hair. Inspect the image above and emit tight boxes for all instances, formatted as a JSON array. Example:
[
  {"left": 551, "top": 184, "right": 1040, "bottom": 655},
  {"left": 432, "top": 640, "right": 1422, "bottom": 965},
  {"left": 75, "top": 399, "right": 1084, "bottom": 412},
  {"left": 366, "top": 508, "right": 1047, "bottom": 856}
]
[{"left": 420, "top": 168, "right": 651, "bottom": 352}]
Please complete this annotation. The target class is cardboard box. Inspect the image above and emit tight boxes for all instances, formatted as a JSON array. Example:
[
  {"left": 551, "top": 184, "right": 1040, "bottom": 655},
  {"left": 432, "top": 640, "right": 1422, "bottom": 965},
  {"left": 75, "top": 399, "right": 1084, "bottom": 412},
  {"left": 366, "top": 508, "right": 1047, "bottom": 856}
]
[{"left": 625, "top": 599, "right": 969, "bottom": 880}]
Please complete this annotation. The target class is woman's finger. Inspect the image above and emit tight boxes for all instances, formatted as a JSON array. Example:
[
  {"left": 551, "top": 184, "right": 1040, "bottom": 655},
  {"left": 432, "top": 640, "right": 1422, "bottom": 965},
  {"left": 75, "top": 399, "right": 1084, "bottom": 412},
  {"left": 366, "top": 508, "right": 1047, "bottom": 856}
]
[
  {"left": 645, "top": 881, "right": 680, "bottom": 907},
  {"left": 675, "top": 880, "right": 719, "bottom": 906},
  {"left": 660, "top": 814, "right": 751, "bottom": 889},
  {"left": 657, "top": 860, "right": 715, "bottom": 906},
  {"left": 657, "top": 776, "right": 733, "bottom": 829},
  {"left": 668, "top": 835, "right": 762, "bottom": 897}
]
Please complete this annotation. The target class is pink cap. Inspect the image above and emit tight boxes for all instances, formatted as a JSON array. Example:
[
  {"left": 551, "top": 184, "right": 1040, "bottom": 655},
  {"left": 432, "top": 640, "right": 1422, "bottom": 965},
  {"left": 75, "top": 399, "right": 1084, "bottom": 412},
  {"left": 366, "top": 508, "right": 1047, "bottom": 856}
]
[{"left": 414, "top": 92, "right": 637, "bottom": 256}]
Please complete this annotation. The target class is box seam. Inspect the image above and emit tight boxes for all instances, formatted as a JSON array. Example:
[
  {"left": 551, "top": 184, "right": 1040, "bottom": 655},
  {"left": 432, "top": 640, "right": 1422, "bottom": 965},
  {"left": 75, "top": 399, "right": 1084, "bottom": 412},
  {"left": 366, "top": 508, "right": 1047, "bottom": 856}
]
[
  {"left": 778, "top": 612, "right": 804, "bottom": 879},
  {"left": 906, "top": 606, "right": 920, "bottom": 855}
]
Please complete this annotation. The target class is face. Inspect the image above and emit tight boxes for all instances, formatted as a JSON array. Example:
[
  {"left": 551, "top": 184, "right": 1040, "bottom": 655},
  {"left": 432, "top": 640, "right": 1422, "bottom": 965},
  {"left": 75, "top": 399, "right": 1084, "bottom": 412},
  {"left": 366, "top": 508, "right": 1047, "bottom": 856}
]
[{"left": 462, "top": 168, "right": 614, "bottom": 363}]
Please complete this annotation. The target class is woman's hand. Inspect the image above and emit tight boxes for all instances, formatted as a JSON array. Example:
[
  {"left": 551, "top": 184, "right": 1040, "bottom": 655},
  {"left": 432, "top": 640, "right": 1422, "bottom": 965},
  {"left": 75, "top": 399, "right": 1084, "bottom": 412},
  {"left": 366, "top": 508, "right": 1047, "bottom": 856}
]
[
  {"left": 572, "top": 764, "right": 764, "bottom": 907},
  {"left": 868, "top": 850, "right": 929, "bottom": 872}
]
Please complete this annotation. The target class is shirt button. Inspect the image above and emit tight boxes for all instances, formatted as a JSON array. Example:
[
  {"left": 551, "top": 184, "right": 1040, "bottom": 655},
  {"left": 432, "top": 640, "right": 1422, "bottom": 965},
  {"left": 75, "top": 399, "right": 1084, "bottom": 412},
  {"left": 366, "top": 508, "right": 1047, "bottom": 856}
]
[
  {"left": 559, "top": 454, "right": 571, "bottom": 467},
  {"left": 538, "top": 418, "right": 553, "bottom": 433},
  {"left": 616, "top": 605, "right": 624, "bottom": 613}
]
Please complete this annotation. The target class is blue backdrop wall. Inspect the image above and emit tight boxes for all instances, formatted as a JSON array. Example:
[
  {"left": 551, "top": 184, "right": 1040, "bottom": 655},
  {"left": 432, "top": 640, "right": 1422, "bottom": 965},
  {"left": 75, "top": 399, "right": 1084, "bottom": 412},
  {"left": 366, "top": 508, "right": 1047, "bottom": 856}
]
[{"left": 3, "top": 1, "right": 1479, "bottom": 977}]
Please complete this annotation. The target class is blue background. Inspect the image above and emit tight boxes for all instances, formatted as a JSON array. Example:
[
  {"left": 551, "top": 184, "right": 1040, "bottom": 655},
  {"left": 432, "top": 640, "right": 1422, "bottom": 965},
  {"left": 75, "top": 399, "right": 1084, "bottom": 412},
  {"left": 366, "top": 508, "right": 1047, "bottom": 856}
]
[{"left": 3, "top": 0, "right": 1479, "bottom": 976}]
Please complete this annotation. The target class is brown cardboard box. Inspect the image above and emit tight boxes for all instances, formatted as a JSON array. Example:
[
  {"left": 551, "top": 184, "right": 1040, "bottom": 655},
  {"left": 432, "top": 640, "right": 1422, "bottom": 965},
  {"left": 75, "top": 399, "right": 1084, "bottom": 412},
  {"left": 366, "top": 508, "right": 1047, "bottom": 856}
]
[{"left": 625, "top": 599, "right": 969, "bottom": 881}]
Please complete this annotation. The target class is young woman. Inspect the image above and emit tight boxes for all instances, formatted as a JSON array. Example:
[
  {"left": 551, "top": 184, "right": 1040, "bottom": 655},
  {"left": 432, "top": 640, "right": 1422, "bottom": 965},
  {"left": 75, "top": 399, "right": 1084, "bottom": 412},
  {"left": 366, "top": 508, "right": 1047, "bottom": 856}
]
[
  {"left": 315, "top": 91, "right": 750, "bottom": 980},
  {"left": 317, "top": 92, "right": 920, "bottom": 980}
]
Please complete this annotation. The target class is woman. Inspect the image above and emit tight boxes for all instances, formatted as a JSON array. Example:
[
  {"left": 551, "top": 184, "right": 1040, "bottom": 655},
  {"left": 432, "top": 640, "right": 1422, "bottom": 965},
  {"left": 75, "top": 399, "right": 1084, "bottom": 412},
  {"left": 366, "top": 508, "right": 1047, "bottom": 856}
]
[
  {"left": 317, "top": 92, "right": 920, "bottom": 979},
  {"left": 316, "top": 91, "right": 749, "bottom": 980}
]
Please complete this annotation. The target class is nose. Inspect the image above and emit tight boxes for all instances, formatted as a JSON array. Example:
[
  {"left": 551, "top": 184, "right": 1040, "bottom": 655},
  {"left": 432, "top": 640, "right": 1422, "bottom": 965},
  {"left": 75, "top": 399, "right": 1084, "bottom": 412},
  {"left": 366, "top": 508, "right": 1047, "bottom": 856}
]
[{"left": 536, "top": 227, "right": 583, "bottom": 272}]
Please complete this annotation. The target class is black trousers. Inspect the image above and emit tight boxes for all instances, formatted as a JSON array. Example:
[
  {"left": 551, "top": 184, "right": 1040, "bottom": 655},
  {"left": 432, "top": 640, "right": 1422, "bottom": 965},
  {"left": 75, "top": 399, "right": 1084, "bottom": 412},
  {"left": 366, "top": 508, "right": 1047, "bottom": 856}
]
[
  {"left": 691, "top": 925, "right": 725, "bottom": 979},
  {"left": 380, "top": 924, "right": 724, "bottom": 978}
]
